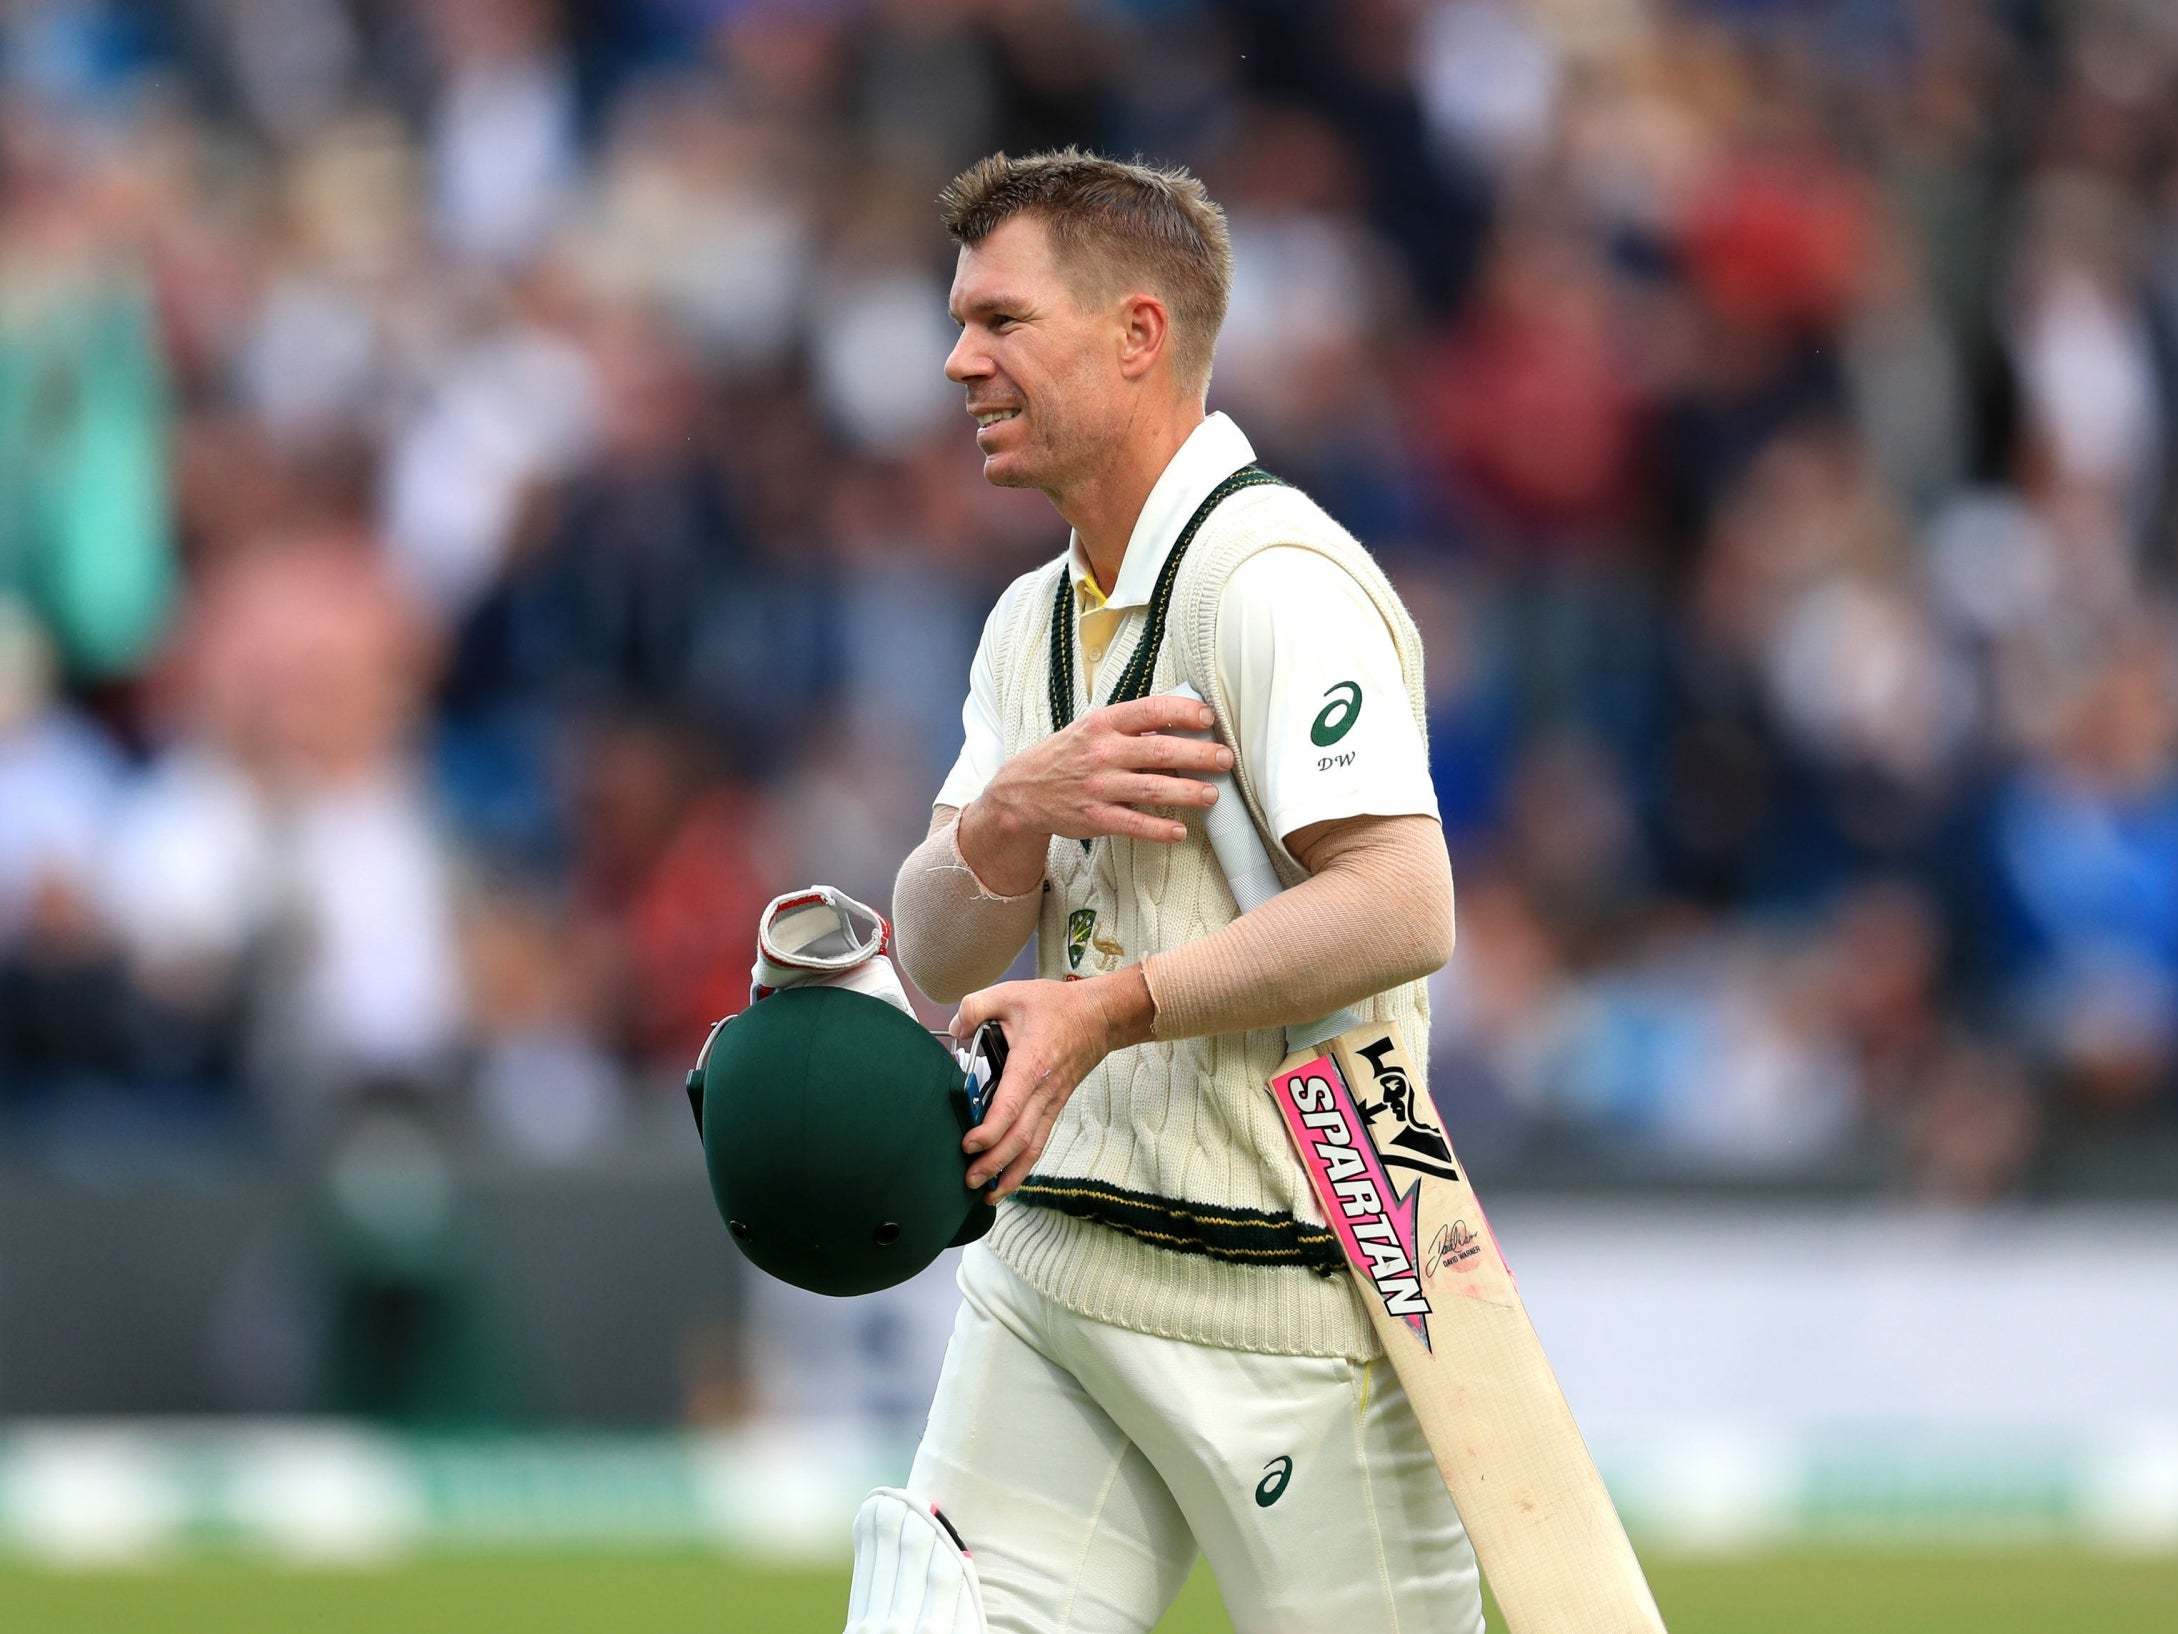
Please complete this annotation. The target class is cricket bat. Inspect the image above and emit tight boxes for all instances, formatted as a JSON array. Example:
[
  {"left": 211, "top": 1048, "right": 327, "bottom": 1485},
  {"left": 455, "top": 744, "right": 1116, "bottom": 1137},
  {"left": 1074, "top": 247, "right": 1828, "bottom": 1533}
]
[{"left": 1170, "top": 685, "right": 1666, "bottom": 1634}]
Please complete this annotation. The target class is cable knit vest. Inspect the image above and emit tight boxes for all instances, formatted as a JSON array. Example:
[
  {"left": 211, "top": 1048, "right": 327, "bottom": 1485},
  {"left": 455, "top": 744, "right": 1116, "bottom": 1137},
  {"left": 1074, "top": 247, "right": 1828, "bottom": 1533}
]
[{"left": 982, "top": 478, "right": 1433, "bottom": 1360}]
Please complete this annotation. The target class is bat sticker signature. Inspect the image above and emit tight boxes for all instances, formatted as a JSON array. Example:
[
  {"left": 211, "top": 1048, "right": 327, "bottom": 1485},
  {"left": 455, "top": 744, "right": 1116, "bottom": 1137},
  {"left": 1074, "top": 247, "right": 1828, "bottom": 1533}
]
[{"left": 1427, "top": 1219, "right": 1483, "bottom": 1279}]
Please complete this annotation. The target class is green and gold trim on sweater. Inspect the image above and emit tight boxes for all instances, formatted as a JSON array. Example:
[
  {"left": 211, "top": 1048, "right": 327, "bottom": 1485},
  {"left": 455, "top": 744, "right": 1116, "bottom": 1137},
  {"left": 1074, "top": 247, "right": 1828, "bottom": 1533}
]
[
  {"left": 1046, "top": 464, "right": 1286, "bottom": 735},
  {"left": 1010, "top": 1177, "right": 1346, "bottom": 1275}
]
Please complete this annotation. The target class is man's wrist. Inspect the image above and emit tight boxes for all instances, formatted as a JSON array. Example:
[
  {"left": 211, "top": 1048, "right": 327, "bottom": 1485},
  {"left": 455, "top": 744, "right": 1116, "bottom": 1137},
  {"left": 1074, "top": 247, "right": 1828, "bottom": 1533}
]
[
  {"left": 957, "top": 794, "right": 1046, "bottom": 897},
  {"left": 1090, "top": 965, "right": 1157, "bottom": 1052}
]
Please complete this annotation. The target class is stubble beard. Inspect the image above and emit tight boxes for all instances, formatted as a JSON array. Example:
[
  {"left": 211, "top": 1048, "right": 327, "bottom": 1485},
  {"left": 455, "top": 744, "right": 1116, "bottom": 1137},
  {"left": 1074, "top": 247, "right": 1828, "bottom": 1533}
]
[
  {"left": 985, "top": 406, "right": 1077, "bottom": 500},
  {"left": 1016, "top": 411, "right": 1120, "bottom": 520}
]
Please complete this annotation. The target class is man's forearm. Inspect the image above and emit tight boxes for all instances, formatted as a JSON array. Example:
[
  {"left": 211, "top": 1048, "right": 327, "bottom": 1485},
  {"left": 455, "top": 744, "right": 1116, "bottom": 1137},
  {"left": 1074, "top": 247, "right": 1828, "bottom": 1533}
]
[
  {"left": 1141, "top": 814, "right": 1453, "bottom": 1041},
  {"left": 892, "top": 806, "right": 1044, "bottom": 1004}
]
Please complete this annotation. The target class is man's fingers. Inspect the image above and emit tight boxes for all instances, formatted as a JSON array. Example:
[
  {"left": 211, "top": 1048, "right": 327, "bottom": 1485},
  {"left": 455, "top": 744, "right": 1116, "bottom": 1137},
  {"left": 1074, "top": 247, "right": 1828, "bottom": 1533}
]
[
  {"left": 990, "top": 1102, "right": 1060, "bottom": 1198},
  {"left": 965, "top": 1081, "right": 1036, "bottom": 1180},
  {"left": 1088, "top": 803, "right": 1188, "bottom": 843},
  {"left": 1106, "top": 773, "right": 1218, "bottom": 809},
  {"left": 951, "top": 985, "right": 1002, "bottom": 1043},
  {"left": 1105, "top": 695, "right": 1217, "bottom": 735},
  {"left": 1107, "top": 731, "right": 1231, "bottom": 773},
  {"left": 963, "top": 1075, "right": 1016, "bottom": 1155},
  {"left": 980, "top": 1093, "right": 1093, "bottom": 1192}
]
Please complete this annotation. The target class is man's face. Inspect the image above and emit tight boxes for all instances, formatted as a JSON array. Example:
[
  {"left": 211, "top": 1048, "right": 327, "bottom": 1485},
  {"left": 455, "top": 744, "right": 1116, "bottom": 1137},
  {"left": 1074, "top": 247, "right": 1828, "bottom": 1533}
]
[{"left": 945, "top": 216, "right": 1121, "bottom": 493}]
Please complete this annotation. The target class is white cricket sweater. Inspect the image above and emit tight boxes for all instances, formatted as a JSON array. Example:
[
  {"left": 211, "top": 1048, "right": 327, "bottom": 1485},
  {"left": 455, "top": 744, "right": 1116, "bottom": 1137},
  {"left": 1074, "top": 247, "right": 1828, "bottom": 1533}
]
[{"left": 983, "top": 475, "right": 1435, "bottom": 1361}]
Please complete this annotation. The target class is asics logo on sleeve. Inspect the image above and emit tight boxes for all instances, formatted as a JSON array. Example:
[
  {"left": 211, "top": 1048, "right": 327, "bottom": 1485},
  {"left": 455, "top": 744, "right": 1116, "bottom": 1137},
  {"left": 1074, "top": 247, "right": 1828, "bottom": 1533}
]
[{"left": 1310, "top": 682, "right": 1361, "bottom": 747}]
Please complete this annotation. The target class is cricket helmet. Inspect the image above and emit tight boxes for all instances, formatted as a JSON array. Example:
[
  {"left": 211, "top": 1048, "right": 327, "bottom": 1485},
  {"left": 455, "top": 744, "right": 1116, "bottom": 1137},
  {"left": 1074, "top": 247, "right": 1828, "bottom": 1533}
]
[{"left": 688, "top": 986, "right": 994, "bottom": 1297}]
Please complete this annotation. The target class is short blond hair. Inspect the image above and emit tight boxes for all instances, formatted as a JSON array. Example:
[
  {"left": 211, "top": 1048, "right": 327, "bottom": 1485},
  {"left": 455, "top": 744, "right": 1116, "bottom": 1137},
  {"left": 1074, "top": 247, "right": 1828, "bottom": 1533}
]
[{"left": 939, "top": 147, "right": 1233, "bottom": 393}]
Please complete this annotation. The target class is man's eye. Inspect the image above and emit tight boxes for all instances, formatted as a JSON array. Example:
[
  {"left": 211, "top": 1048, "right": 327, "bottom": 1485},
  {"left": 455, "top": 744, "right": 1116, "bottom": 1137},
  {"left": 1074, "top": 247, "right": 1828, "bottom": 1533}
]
[{"left": 993, "top": 315, "right": 1019, "bottom": 330}]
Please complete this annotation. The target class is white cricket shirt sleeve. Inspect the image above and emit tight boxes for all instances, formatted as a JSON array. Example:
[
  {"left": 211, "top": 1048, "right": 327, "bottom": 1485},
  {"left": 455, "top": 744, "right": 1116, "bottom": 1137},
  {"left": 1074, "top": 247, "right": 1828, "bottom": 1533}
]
[
  {"left": 934, "top": 603, "right": 1007, "bottom": 810},
  {"left": 1214, "top": 546, "right": 1439, "bottom": 847}
]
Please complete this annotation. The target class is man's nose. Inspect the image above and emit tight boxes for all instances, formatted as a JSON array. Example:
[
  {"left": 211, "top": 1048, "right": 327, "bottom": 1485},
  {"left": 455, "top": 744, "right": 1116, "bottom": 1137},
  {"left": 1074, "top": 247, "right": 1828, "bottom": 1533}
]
[{"left": 945, "top": 329, "right": 990, "bottom": 383}]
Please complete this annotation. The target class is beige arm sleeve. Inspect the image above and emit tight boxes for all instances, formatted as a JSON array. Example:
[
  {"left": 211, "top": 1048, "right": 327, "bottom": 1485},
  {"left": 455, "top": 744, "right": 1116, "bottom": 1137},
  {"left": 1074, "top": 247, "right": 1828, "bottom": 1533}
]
[
  {"left": 1140, "top": 813, "right": 1454, "bottom": 1041},
  {"left": 891, "top": 806, "right": 1042, "bottom": 1005}
]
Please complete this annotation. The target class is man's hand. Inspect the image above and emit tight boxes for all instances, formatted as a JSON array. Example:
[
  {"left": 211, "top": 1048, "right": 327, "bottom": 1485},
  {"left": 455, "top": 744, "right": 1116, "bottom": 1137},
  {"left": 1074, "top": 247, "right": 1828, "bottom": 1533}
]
[
  {"left": 958, "top": 696, "right": 1234, "bottom": 895},
  {"left": 952, "top": 967, "right": 1156, "bottom": 1199}
]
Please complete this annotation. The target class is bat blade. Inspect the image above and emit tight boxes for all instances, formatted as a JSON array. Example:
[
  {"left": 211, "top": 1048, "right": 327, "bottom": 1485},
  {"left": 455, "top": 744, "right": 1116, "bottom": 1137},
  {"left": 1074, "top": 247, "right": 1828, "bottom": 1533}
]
[{"left": 1275, "top": 1021, "right": 1665, "bottom": 1634}]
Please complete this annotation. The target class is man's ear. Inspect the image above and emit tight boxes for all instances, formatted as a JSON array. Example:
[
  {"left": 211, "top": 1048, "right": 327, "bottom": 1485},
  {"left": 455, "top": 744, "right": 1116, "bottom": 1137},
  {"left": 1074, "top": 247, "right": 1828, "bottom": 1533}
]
[{"left": 1115, "top": 292, "right": 1170, "bottom": 382}]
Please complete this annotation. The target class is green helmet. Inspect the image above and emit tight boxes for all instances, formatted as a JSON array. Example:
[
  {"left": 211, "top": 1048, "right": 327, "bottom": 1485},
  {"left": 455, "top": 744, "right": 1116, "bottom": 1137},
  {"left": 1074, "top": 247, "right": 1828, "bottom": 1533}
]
[{"left": 687, "top": 986, "right": 994, "bottom": 1297}]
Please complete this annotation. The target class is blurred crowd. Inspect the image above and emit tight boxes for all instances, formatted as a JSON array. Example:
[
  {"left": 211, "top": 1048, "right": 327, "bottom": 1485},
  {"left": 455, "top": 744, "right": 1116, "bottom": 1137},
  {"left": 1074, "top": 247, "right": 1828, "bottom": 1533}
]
[{"left": 3, "top": 0, "right": 2177, "bottom": 1202}]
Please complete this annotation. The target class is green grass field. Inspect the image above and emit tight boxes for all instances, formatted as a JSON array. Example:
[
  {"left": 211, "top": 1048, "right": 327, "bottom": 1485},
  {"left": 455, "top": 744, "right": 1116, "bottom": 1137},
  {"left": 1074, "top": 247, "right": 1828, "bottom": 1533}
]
[{"left": 1, "top": 1548, "right": 2173, "bottom": 1632}]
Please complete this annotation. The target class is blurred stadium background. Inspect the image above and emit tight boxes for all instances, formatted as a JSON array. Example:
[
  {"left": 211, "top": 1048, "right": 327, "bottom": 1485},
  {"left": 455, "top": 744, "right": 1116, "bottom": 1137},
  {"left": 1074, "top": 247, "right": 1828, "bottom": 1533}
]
[{"left": 2, "top": 0, "right": 2176, "bottom": 1628}]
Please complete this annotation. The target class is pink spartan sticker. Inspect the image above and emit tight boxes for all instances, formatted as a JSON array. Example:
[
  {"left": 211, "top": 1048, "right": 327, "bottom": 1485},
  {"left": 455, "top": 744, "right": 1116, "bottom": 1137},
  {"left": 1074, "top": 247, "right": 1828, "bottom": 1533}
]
[{"left": 1269, "top": 1052, "right": 1434, "bottom": 1350}]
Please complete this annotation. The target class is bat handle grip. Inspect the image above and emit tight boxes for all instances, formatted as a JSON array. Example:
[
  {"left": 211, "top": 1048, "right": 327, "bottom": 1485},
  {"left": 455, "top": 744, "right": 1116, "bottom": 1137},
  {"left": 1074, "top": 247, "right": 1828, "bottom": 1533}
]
[
  {"left": 1165, "top": 684, "right": 1358, "bottom": 1049},
  {"left": 1167, "top": 684, "right": 1283, "bottom": 916}
]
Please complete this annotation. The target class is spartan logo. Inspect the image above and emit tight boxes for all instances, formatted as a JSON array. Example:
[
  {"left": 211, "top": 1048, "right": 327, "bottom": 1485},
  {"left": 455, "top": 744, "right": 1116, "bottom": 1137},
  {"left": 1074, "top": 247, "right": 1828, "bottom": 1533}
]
[
  {"left": 1353, "top": 1035, "right": 1460, "bottom": 1191},
  {"left": 1066, "top": 908, "right": 1096, "bottom": 971}
]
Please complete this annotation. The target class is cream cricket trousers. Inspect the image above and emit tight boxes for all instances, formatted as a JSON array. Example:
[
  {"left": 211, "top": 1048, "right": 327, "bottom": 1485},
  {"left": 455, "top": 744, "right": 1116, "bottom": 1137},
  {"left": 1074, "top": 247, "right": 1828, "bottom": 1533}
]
[{"left": 892, "top": 1240, "right": 1484, "bottom": 1634}]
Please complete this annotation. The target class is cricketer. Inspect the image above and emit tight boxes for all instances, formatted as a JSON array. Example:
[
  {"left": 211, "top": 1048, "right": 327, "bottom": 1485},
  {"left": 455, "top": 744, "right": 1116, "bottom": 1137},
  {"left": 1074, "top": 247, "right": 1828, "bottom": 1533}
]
[{"left": 849, "top": 148, "right": 1475, "bottom": 1634}]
